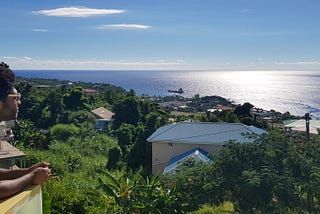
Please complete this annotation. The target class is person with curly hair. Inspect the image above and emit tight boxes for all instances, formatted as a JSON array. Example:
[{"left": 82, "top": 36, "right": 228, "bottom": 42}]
[{"left": 0, "top": 62, "right": 51, "bottom": 199}]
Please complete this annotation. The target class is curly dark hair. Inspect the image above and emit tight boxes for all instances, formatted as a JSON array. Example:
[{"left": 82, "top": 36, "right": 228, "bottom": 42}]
[{"left": 0, "top": 62, "right": 16, "bottom": 101}]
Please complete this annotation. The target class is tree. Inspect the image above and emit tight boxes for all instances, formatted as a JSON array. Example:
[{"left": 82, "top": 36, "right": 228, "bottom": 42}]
[
  {"left": 145, "top": 112, "right": 161, "bottom": 135},
  {"left": 69, "top": 110, "right": 96, "bottom": 126},
  {"left": 240, "top": 116, "right": 254, "bottom": 126},
  {"left": 209, "top": 130, "right": 320, "bottom": 213},
  {"left": 99, "top": 171, "right": 179, "bottom": 213},
  {"left": 16, "top": 83, "right": 46, "bottom": 127},
  {"left": 115, "top": 123, "right": 136, "bottom": 159},
  {"left": 163, "top": 161, "right": 224, "bottom": 212},
  {"left": 235, "top": 102, "right": 254, "bottom": 118},
  {"left": 127, "top": 125, "right": 151, "bottom": 172},
  {"left": 14, "top": 119, "right": 50, "bottom": 149},
  {"left": 0, "top": 61, "right": 9, "bottom": 68},
  {"left": 45, "top": 89, "right": 64, "bottom": 126},
  {"left": 106, "top": 147, "right": 123, "bottom": 170},
  {"left": 113, "top": 96, "right": 141, "bottom": 129},
  {"left": 63, "top": 86, "right": 87, "bottom": 111}
]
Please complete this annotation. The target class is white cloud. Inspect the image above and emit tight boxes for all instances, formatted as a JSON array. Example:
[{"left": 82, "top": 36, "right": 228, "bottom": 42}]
[
  {"left": 32, "top": 29, "right": 48, "bottom": 32},
  {"left": 2, "top": 56, "right": 19, "bottom": 60},
  {"left": 240, "top": 9, "right": 255, "bottom": 13},
  {"left": 97, "top": 24, "right": 151, "bottom": 30},
  {"left": 23, "top": 57, "right": 33, "bottom": 61},
  {"left": 32, "top": 6, "right": 125, "bottom": 18}
]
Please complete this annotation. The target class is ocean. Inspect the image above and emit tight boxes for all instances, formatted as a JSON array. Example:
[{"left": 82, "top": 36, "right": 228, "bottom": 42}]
[{"left": 15, "top": 70, "right": 320, "bottom": 118}]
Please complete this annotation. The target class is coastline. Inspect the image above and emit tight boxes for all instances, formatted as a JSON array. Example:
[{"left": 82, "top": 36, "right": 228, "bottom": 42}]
[{"left": 15, "top": 70, "right": 320, "bottom": 118}]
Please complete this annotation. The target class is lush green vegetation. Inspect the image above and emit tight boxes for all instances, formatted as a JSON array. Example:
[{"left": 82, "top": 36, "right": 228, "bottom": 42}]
[{"left": 11, "top": 76, "right": 320, "bottom": 213}]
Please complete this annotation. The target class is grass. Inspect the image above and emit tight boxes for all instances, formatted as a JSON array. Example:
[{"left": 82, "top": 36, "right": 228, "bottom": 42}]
[{"left": 188, "top": 202, "right": 235, "bottom": 214}]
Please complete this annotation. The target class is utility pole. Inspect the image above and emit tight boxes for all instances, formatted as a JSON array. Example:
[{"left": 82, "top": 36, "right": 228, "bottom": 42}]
[{"left": 305, "top": 113, "right": 311, "bottom": 141}]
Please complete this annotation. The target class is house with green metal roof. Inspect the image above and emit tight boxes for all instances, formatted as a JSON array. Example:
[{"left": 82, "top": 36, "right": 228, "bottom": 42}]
[
  {"left": 147, "top": 121, "right": 267, "bottom": 174},
  {"left": 284, "top": 119, "right": 320, "bottom": 134}
]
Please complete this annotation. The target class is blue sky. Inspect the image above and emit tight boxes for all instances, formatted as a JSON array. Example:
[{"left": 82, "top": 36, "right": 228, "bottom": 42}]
[{"left": 1, "top": 0, "right": 320, "bottom": 70}]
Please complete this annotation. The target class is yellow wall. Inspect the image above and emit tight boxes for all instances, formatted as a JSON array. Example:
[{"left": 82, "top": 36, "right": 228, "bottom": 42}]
[{"left": 152, "top": 142, "right": 222, "bottom": 174}]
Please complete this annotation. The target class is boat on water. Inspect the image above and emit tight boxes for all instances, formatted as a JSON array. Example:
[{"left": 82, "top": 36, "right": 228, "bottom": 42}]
[{"left": 168, "top": 88, "right": 184, "bottom": 94}]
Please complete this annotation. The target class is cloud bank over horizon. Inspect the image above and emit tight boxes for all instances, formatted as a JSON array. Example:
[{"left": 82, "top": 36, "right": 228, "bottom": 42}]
[
  {"left": 0, "top": 56, "right": 184, "bottom": 70},
  {"left": 2, "top": 56, "right": 320, "bottom": 71}
]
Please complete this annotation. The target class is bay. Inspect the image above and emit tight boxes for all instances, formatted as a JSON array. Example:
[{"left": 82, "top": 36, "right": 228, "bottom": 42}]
[{"left": 15, "top": 70, "right": 320, "bottom": 118}]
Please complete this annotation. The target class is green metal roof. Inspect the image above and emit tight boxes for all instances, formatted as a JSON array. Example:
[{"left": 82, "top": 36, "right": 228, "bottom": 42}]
[{"left": 284, "top": 119, "right": 320, "bottom": 128}]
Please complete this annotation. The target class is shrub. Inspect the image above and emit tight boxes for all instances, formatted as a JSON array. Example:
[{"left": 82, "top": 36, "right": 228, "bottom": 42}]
[{"left": 50, "top": 124, "right": 80, "bottom": 141}]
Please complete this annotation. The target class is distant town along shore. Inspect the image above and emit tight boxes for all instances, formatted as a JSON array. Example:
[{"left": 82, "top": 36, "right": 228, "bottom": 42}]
[{"left": 17, "top": 76, "right": 301, "bottom": 124}]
